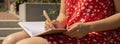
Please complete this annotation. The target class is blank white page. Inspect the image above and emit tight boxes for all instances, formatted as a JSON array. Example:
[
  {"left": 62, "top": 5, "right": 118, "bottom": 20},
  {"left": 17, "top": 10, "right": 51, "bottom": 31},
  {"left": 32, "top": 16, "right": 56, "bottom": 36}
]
[{"left": 18, "top": 21, "right": 45, "bottom": 37}]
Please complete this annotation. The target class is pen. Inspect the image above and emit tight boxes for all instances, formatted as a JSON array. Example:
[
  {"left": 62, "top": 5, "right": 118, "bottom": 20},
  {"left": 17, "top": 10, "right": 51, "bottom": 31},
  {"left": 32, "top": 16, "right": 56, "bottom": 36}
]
[
  {"left": 43, "top": 10, "right": 55, "bottom": 29},
  {"left": 43, "top": 10, "right": 52, "bottom": 22}
]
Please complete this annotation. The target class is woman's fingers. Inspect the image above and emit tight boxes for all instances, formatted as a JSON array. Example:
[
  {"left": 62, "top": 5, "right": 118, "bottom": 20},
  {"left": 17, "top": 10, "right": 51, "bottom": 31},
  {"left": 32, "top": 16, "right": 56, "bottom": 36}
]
[
  {"left": 45, "top": 20, "right": 49, "bottom": 30},
  {"left": 65, "top": 29, "right": 85, "bottom": 38},
  {"left": 51, "top": 20, "right": 58, "bottom": 24},
  {"left": 64, "top": 22, "right": 88, "bottom": 39},
  {"left": 67, "top": 23, "right": 79, "bottom": 34},
  {"left": 45, "top": 20, "right": 52, "bottom": 30},
  {"left": 51, "top": 20, "right": 60, "bottom": 28},
  {"left": 64, "top": 27, "right": 77, "bottom": 37},
  {"left": 69, "top": 30, "right": 79, "bottom": 37},
  {"left": 45, "top": 20, "right": 58, "bottom": 30}
]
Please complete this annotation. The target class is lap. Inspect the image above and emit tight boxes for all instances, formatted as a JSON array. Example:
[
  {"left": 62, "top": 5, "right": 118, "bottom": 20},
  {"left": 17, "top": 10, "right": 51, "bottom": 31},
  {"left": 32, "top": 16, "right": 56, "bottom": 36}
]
[
  {"left": 11, "top": 29, "right": 120, "bottom": 44},
  {"left": 9, "top": 31, "right": 30, "bottom": 39},
  {"left": 16, "top": 37, "right": 49, "bottom": 44},
  {"left": 5, "top": 31, "right": 49, "bottom": 44},
  {"left": 3, "top": 31, "right": 30, "bottom": 44},
  {"left": 40, "top": 29, "right": 120, "bottom": 44}
]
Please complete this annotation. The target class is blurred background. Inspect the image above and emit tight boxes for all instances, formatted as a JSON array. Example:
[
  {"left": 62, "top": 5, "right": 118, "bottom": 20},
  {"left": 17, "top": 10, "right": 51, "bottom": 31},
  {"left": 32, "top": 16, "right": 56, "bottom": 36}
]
[{"left": 0, "top": 0, "right": 60, "bottom": 44}]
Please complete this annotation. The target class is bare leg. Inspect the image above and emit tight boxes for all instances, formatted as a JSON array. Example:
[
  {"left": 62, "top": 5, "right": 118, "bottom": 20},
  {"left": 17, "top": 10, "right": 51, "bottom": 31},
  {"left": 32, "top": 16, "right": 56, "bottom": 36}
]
[
  {"left": 2, "top": 31, "right": 30, "bottom": 44},
  {"left": 16, "top": 37, "right": 49, "bottom": 44}
]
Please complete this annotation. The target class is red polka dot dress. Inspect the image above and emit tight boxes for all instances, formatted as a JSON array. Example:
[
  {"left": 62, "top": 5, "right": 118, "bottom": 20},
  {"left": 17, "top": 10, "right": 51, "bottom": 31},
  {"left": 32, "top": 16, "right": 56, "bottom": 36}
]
[{"left": 42, "top": 0, "right": 120, "bottom": 44}]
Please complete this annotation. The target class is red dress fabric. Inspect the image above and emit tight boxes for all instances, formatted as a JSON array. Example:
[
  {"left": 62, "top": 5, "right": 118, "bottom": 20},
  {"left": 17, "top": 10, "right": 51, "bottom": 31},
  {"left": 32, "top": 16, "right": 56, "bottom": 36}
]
[{"left": 42, "top": 0, "right": 120, "bottom": 44}]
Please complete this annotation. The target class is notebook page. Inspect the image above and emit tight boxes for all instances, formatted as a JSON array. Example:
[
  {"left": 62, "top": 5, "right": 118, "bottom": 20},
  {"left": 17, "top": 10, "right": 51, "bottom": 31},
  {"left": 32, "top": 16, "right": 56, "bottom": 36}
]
[{"left": 19, "top": 22, "right": 45, "bottom": 37}]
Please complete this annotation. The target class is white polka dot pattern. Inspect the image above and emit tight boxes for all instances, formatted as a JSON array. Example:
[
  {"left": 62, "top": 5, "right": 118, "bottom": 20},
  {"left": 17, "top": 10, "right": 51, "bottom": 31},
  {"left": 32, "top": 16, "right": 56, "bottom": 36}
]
[
  {"left": 65, "top": 0, "right": 115, "bottom": 26},
  {"left": 40, "top": 0, "right": 120, "bottom": 44}
]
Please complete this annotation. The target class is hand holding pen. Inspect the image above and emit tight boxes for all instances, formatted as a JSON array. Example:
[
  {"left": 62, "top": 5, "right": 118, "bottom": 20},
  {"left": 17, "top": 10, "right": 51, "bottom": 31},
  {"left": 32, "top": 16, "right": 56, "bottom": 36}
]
[
  {"left": 43, "top": 10, "right": 64, "bottom": 30},
  {"left": 43, "top": 10, "right": 55, "bottom": 30}
]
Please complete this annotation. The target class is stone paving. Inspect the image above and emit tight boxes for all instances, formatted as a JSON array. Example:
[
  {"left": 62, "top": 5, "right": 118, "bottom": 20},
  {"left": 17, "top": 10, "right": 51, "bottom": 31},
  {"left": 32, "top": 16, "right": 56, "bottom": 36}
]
[
  {"left": 0, "top": 12, "right": 20, "bottom": 44},
  {"left": 0, "top": 12, "right": 19, "bottom": 20}
]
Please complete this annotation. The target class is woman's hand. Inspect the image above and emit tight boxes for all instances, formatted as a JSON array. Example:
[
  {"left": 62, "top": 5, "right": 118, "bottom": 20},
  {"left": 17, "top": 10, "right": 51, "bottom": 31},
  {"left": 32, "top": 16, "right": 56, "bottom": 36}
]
[
  {"left": 45, "top": 20, "right": 65, "bottom": 30},
  {"left": 64, "top": 22, "right": 91, "bottom": 39}
]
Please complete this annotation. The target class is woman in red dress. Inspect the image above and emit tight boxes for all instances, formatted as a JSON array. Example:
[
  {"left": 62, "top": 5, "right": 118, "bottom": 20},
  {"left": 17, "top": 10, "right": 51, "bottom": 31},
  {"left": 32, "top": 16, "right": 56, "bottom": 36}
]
[{"left": 3, "top": 0, "right": 120, "bottom": 44}]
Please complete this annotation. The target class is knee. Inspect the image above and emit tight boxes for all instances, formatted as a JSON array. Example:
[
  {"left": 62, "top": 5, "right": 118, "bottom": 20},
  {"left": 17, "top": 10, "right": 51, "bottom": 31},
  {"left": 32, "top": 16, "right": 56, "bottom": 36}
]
[
  {"left": 2, "top": 34, "right": 18, "bottom": 44},
  {"left": 16, "top": 40, "right": 32, "bottom": 44},
  {"left": 2, "top": 31, "right": 29, "bottom": 44},
  {"left": 16, "top": 37, "right": 49, "bottom": 44}
]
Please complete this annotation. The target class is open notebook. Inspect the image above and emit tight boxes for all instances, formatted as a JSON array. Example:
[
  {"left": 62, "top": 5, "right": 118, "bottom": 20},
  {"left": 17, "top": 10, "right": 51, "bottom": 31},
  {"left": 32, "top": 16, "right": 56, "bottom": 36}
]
[{"left": 18, "top": 21, "right": 66, "bottom": 37}]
